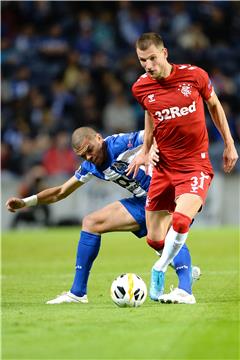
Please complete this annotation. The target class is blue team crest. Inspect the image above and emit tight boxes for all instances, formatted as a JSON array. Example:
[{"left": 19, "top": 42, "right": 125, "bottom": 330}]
[{"left": 111, "top": 161, "right": 128, "bottom": 175}]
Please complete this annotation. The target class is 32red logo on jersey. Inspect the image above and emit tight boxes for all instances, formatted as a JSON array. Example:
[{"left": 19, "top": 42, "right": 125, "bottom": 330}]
[{"left": 155, "top": 101, "right": 196, "bottom": 122}]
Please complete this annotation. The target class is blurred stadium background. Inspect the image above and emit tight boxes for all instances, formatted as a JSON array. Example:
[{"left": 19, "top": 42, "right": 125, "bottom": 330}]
[{"left": 1, "top": 1, "right": 240, "bottom": 230}]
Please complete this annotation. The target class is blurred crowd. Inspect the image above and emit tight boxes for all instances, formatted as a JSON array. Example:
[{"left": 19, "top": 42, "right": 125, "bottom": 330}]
[{"left": 2, "top": 1, "right": 240, "bottom": 178}]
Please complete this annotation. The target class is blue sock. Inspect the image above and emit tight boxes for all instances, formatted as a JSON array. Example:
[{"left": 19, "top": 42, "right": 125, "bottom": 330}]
[
  {"left": 172, "top": 243, "right": 192, "bottom": 294},
  {"left": 70, "top": 231, "right": 101, "bottom": 297}
]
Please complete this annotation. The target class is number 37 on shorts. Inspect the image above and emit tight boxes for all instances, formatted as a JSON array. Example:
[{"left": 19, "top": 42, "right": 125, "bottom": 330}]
[
  {"left": 147, "top": 168, "right": 214, "bottom": 212},
  {"left": 182, "top": 171, "right": 213, "bottom": 203}
]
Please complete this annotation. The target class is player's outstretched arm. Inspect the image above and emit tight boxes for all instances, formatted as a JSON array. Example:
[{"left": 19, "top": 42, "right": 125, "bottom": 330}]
[
  {"left": 126, "top": 111, "right": 154, "bottom": 177},
  {"left": 6, "top": 176, "right": 83, "bottom": 213},
  {"left": 206, "top": 92, "right": 239, "bottom": 173}
]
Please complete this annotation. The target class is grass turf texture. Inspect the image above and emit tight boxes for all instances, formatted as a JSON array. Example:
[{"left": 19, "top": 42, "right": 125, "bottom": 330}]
[{"left": 2, "top": 227, "right": 239, "bottom": 360}]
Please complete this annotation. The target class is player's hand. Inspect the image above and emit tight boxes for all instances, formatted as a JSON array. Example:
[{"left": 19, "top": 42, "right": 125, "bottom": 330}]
[
  {"left": 126, "top": 152, "right": 150, "bottom": 177},
  {"left": 223, "top": 143, "right": 239, "bottom": 173},
  {"left": 149, "top": 138, "right": 159, "bottom": 166},
  {"left": 6, "top": 197, "right": 25, "bottom": 213}
]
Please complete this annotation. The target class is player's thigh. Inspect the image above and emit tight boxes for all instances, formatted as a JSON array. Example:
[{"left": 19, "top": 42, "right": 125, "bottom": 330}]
[
  {"left": 174, "top": 169, "right": 212, "bottom": 218},
  {"left": 175, "top": 193, "right": 203, "bottom": 219},
  {"left": 146, "top": 210, "right": 172, "bottom": 240},
  {"left": 82, "top": 201, "right": 140, "bottom": 233}
]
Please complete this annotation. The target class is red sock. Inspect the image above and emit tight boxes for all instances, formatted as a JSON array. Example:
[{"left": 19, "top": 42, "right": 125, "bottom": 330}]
[
  {"left": 172, "top": 212, "right": 192, "bottom": 234},
  {"left": 147, "top": 238, "right": 165, "bottom": 251}
]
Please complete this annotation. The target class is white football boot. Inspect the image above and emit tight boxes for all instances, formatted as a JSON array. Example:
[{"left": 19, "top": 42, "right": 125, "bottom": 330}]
[
  {"left": 191, "top": 266, "right": 201, "bottom": 283},
  {"left": 46, "top": 291, "right": 88, "bottom": 304},
  {"left": 159, "top": 287, "right": 196, "bottom": 304}
]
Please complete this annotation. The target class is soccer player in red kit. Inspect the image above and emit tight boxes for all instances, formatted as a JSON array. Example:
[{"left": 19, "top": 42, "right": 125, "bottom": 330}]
[{"left": 127, "top": 33, "right": 238, "bottom": 304}]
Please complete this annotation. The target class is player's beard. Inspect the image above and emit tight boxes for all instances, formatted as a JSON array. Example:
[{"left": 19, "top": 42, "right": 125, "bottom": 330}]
[
  {"left": 93, "top": 153, "right": 102, "bottom": 166},
  {"left": 95, "top": 142, "right": 107, "bottom": 166}
]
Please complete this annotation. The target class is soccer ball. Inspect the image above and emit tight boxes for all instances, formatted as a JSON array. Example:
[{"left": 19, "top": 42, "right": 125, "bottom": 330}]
[{"left": 110, "top": 273, "right": 147, "bottom": 307}]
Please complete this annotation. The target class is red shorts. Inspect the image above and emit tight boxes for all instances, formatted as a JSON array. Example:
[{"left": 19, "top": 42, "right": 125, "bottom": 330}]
[{"left": 145, "top": 167, "right": 214, "bottom": 212}]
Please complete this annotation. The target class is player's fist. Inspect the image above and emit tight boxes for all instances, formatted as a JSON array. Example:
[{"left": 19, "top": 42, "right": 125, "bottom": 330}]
[
  {"left": 223, "top": 144, "right": 239, "bottom": 173},
  {"left": 6, "top": 197, "right": 25, "bottom": 213}
]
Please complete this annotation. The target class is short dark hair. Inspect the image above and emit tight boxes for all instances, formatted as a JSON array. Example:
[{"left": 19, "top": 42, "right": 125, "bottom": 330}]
[
  {"left": 136, "top": 33, "right": 164, "bottom": 50},
  {"left": 72, "top": 127, "right": 97, "bottom": 149}
]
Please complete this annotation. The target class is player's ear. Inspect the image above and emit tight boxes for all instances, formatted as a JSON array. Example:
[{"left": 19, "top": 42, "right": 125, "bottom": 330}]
[
  {"left": 163, "top": 48, "right": 168, "bottom": 59},
  {"left": 96, "top": 133, "right": 103, "bottom": 142}
]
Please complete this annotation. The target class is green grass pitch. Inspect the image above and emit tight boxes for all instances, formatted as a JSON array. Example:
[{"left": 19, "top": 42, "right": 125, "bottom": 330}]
[{"left": 2, "top": 227, "right": 239, "bottom": 360}]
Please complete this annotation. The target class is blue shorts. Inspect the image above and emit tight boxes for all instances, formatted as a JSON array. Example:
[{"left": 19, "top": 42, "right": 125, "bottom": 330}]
[{"left": 119, "top": 196, "right": 147, "bottom": 238}]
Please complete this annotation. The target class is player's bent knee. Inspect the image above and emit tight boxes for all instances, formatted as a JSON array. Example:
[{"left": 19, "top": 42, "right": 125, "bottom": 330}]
[
  {"left": 82, "top": 214, "right": 100, "bottom": 233},
  {"left": 172, "top": 212, "right": 192, "bottom": 234},
  {"left": 147, "top": 237, "right": 165, "bottom": 251}
]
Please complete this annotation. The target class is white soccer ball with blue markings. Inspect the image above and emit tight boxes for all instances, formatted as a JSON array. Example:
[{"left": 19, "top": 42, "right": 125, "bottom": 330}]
[{"left": 110, "top": 273, "right": 147, "bottom": 307}]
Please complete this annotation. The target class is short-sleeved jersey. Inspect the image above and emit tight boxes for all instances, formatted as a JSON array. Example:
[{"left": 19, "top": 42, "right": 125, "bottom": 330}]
[
  {"left": 132, "top": 64, "right": 214, "bottom": 173},
  {"left": 75, "top": 131, "right": 151, "bottom": 197}
]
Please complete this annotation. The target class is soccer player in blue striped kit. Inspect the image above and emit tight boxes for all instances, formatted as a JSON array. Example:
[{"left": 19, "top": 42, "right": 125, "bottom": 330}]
[{"left": 6, "top": 127, "right": 200, "bottom": 304}]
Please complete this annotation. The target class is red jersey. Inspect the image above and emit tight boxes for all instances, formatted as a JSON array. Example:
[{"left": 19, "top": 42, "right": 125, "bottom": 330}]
[{"left": 132, "top": 64, "right": 214, "bottom": 173}]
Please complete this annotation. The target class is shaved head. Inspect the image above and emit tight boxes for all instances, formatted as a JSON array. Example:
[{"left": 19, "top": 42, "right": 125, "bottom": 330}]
[
  {"left": 72, "top": 127, "right": 97, "bottom": 154},
  {"left": 71, "top": 127, "right": 106, "bottom": 165}
]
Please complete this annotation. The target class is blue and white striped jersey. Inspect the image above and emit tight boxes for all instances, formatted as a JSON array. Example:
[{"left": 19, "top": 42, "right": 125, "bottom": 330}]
[{"left": 74, "top": 131, "right": 151, "bottom": 198}]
